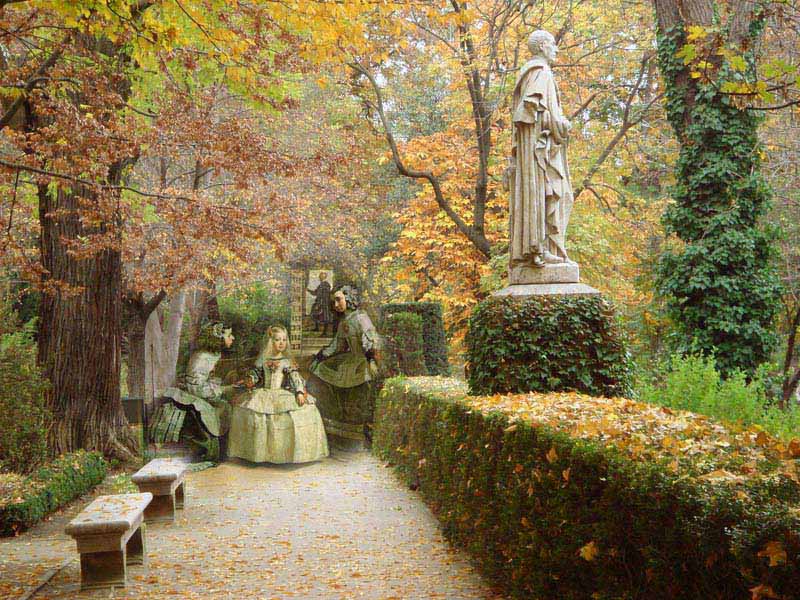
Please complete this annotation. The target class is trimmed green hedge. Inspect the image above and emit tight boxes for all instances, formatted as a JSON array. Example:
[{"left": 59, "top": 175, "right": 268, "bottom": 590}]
[
  {"left": 0, "top": 451, "right": 107, "bottom": 536},
  {"left": 467, "top": 294, "right": 630, "bottom": 397},
  {"left": 381, "top": 302, "right": 448, "bottom": 375},
  {"left": 381, "top": 311, "right": 426, "bottom": 377},
  {"left": 374, "top": 378, "right": 800, "bottom": 600}
]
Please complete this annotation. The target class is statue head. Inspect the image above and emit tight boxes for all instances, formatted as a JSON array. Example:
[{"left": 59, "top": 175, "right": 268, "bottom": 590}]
[{"left": 528, "top": 30, "right": 557, "bottom": 65}]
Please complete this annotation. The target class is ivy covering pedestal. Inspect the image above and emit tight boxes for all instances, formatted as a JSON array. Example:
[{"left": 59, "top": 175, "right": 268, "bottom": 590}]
[{"left": 467, "top": 293, "right": 630, "bottom": 398}]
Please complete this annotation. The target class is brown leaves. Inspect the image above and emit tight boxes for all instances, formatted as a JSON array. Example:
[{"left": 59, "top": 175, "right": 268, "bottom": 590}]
[
  {"left": 751, "top": 584, "right": 781, "bottom": 599},
  {"left": 757, "top": 541, "right": 788, "bottom": 567}
]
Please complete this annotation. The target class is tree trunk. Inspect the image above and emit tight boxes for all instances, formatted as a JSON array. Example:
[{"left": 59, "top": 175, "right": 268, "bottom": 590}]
[
  {"left": 37, "top": 184, "right": 135, "bottom": 459},
  {"left": 187, "top": 285, "right": 219, "bottom": 353},
  {"left": 127, "top": 316, "right": 146, "bottom": 399},
  {"left": 144, "top": 290, "right": 187, "bottom": 399},
  {"left": 653, "top": 0, "right": 781, "bottom": 377}
]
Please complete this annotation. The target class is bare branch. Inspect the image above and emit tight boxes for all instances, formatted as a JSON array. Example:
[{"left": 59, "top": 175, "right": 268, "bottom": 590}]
[{"left": 349, "top": 60, "right": 490, "bottom": 257}]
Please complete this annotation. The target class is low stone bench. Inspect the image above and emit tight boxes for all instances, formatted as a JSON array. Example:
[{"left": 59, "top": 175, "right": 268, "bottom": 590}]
[
  {"left": 131, "top": 458, "right": 188, "bottom": 523},
  {"left": 65, "top": 493, "right": 152, "bottom": 590}
]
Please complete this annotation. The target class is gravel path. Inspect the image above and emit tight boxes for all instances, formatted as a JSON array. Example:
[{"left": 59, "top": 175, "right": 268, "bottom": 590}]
[{"left": 0, "top": 451, "right": 502, "bottom": 599}]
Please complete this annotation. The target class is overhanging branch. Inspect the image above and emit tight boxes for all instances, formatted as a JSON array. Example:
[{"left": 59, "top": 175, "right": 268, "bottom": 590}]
[{"left": 349, "top": 60, "right": 490, "bottom": 258}]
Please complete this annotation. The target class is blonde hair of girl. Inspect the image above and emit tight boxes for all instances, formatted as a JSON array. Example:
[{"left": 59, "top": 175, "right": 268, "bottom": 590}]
[{"left": 255, "top": 325, "right": 291, "bottom": 367}]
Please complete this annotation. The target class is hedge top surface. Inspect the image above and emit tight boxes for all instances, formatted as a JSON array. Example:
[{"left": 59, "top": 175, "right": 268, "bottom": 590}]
[
  {"left": 0, "top": 451, "right": 101, "bottom": 507},
  {"left": 0, "top": 473, "right": 26, "bottom": 506},
  {"left": 392, "top": 377, "right": 800, "bottom": 500}
]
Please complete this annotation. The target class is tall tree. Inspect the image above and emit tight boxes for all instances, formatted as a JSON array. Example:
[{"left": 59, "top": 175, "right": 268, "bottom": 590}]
[
  {"left": 0, "top": 1, "right": 302, "bottom": 456},
  {"left": 652, "top": 0, "right": 783, "bottom": 376},
  {"left": 348, "top": 0, "right": 665, "bottom": 340}
]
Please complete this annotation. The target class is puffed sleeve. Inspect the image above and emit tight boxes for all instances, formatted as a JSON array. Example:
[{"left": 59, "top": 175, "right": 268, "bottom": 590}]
[
  {"left": 318, "top": 323, "right": 342, "bottom": 359},
  {"left": 283, "top": 361, "right": 306, "bottom": 395},
  {"left": 246, "top": 366, "right": 263, "bottom": 388},
  {"left": 358, "top": 312, "right": 378, "bottom": 355}
]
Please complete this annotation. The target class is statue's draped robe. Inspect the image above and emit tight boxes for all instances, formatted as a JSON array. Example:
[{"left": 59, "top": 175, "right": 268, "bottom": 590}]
[{"left": 510, "top": 57, "right": 574, "bottom": 263}]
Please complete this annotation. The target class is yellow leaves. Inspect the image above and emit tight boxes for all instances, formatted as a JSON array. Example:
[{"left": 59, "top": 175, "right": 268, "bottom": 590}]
[
  {"left": 457, "top": 383, "right": 794, "bottom": 493},
  {"left": 579, "top": 541, "right": 600, "bottom": 562},
  {"left": 755, "top": 430, "right": 771, "bottom": 448},
  {"left": 686, "top": 25, "right": 710, "bottom": 42},
  {"left": 757, "top": 541, "right": 787, "bottom": 567}
]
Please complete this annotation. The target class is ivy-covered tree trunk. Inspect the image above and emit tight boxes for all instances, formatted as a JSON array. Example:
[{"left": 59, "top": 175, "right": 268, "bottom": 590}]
[{"left": 653, "top": 0, "right": 782, "bottom": 376}]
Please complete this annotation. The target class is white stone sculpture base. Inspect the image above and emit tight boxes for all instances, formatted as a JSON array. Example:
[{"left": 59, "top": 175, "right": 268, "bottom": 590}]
[
  {"left": 493, "top": 282, "right": 599, "bottom": 297},
  {"left": 497, "top": 261, "right": 599, "bottom": 297},
  {"left": 509, "top": 262, "right": 579, "bottom": 285}
]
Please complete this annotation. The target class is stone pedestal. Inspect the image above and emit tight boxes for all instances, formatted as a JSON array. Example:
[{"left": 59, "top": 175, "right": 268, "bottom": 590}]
[
  {"left": 494, "top": 282, "right": 599, "bottom": 297},
  {"left": 468, "top": 276, "right": 630, "bottom": 397},
  {"left": 509, "top": 261, "right": 580, "bottom": 285}
]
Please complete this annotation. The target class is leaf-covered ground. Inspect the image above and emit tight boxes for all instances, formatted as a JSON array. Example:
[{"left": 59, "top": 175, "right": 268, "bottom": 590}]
[
  {"left": 0, "top": 452, "right": 500, "bottom": 599},
  {"left": 407, "top": 377, "right": 800, "bottom": 493}
]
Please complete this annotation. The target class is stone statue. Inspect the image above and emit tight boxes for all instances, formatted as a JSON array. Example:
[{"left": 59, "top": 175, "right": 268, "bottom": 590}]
[{"left": 505, "top": 29, "right": 578, "bottom": 285}]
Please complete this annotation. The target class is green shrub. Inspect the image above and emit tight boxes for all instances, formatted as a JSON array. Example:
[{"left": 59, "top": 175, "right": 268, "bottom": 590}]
[
  {"left": 640, "top": 354, "right": 800, "bottom": 442},
  {"left": 0, "top": 302, "right": 50, "bottom": 474},
  {"left": 467, "top": 295, "right": 630, "bottom": 397},
  {"left": 381, "top": 302, "right": 448, "bottom": 375},
  {"left": 380, "top": 311, "right": 426, "bottom": 377},
  {"left": 218, "top": 283, "right": 290, "bottom": 362},
  {"left": 177, "top": 284, "right": 290, "bottom": 379},
  {"left": 0, "top": 450, "right": 107, "bottom": 536},
  {"left": 374, "top": 377, "right": 800, "bottom": 599}
]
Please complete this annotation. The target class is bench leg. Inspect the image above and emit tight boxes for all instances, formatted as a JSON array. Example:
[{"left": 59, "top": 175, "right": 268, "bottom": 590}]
[
  {"left": 175, "top": 481, "right": 185, "bottom": 510},
  {"left": 79, "top": 550, "right": 126, "bottom": 590},
  {"left": 126, "top": 523, "right": 147, "bottom": 567},
  {"left": 144, "top": 493, "right": 175, "bottom": 523}
]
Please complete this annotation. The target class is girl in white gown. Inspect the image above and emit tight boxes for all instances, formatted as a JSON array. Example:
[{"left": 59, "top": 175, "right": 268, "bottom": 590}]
[{"left": 228, "top": 326, "right": 329, "bottom": 463}]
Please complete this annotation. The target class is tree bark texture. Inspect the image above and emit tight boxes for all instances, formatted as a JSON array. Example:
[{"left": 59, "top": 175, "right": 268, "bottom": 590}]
[
  {"left": 146, "top": 291, "right": 186, "bottom": 398},
  {"left": 124, "top": 289, "right": 187, "bottom": 405},
  {"left": 37, "top": 184, "right": 134, "bottom": 458}
]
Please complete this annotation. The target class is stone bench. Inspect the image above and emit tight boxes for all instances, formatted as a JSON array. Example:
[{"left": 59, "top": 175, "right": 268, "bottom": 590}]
[
  {"left": 65, "top": 493, "right": 152, "bottom": 590},
  {"left": 131, "top": 458, "right": 188, "bottom": 523}
]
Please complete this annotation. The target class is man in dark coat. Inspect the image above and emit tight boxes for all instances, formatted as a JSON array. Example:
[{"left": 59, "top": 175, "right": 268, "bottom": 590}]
[{"left": 307, "top": 271, "right": 333, "bottom": 335}]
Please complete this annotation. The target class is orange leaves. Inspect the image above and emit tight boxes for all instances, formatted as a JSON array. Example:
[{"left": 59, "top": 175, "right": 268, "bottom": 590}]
[
  {"left": 579, "top": 541, "right": 600, "bottom": 562},
  {"left": 757, "top": 541, "right": 788, "bottom": 567},
  {"left": 401, "top": 376, "right": 800, "bottom": 495}
]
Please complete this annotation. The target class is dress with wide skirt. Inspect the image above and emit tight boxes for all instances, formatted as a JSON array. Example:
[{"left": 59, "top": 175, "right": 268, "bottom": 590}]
[{"left": 228, "top": 357, "right": 328, "bottom": 464}]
